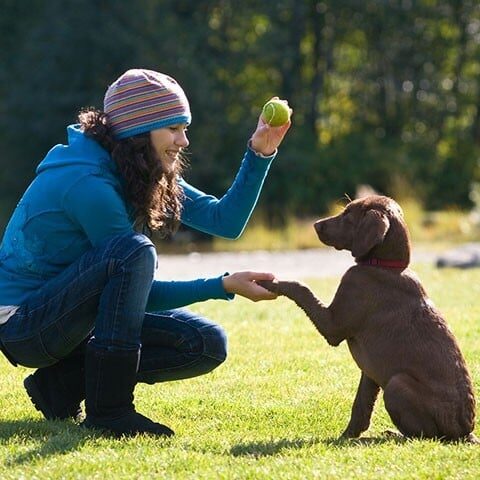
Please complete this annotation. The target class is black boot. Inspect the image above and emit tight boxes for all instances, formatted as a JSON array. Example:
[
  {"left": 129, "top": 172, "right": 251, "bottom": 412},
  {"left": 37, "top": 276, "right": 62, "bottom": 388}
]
[
  {"left": 82, "top": 343, "right": 174, "bottom": 437},
  {"left": 23, "top": 346, "right": 86, "bottom": 420}
]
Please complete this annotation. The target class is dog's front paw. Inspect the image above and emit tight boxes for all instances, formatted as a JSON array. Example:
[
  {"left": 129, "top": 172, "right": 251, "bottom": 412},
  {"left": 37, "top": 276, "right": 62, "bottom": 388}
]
[
  {"left": 256, "top": 279, "right": 280, "bottom": 294},
  {"left": 339, "top": 428, "right": 360, "bottom": 440}
]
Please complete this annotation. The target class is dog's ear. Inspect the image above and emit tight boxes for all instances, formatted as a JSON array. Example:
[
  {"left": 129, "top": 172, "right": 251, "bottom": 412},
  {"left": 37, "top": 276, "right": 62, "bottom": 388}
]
[{"left": 351, "top": 209, "right": 390, "bottom": 258}]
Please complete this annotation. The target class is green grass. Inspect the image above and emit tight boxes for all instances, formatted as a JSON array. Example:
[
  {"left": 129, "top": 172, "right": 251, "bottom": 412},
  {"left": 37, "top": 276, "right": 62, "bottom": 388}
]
[{"left": 1, "top": 263, "right": 480, "bottom": 479}]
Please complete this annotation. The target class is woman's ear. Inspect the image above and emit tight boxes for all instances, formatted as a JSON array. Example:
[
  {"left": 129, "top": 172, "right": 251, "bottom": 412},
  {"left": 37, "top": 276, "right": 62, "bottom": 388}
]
[{"left": 351, "top": 209, "right": 390, "bottom": 258}]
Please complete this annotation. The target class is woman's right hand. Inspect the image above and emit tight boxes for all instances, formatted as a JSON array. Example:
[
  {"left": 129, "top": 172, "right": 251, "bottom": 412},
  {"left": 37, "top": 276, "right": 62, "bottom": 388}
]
[
  {"left": 222, "top": 271, "right": 279, "bottom": 302},
  {"left": 250, "top": 98, "right": 292, "bottom": 156}
]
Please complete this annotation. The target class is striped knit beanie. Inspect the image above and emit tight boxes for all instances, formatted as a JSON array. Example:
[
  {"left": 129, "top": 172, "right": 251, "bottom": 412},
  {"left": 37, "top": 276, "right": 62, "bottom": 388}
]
[{"left": 104, "top": 69, "right": 191, "bottom": 140}]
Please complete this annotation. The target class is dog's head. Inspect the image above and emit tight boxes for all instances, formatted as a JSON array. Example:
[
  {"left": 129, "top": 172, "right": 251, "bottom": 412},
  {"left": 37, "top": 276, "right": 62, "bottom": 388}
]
[{"left": 314, "top": 195, "right": 411, "bottom": 262}]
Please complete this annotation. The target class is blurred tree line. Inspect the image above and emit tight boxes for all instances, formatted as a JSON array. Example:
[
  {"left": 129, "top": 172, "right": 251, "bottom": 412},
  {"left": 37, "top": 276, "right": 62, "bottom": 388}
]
[{"left": 1, "top": 0, "right": 479, "bottom": 229}]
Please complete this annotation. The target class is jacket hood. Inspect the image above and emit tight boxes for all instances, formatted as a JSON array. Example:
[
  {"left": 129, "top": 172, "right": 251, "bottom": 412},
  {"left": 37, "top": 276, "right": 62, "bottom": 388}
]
[{"left": 36, "top": 124, "right": 115, "bottom": 174}]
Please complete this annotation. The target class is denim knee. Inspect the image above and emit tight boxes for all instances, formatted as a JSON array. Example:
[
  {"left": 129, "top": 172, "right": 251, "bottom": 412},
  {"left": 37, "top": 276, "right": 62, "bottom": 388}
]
[
  {"left": 201, "top": 323, "right": 228, "bottom": 364},
  {"left": 101, "top": 233, "right": 157, "bottom": 283},
  {"left": 137, "top": 323, "right": 228, "bottom": 384},
  {"left": 107, "top": 233, "right": 157, "bottom": 267}
]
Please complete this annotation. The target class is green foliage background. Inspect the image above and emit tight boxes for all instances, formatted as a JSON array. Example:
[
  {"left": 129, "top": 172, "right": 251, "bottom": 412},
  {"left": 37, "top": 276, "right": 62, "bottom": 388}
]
[{"left": 1, "top": 0, "right": 480, "bottom": 227}]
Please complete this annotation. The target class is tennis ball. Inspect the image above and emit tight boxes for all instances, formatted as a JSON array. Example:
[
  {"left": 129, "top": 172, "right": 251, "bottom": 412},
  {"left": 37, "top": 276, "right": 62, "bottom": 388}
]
[{"left": 261, "top": 99, "right": 291, "bottom": 127}]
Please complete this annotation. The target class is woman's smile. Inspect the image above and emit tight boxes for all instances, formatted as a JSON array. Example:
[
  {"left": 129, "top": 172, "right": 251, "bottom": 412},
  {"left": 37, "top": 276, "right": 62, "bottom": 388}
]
[
  {"left": 150, "top": 125, "right": 189, "bottom": 172},
  {"left": 166, "top": 149, "right": 180, "bottom": 160}
]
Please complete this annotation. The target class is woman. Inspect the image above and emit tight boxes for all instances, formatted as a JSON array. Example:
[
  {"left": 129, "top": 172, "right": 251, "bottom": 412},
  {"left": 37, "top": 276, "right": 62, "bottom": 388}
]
[{"left": 0, "top": 69, "right": 291, "bottom": 437}]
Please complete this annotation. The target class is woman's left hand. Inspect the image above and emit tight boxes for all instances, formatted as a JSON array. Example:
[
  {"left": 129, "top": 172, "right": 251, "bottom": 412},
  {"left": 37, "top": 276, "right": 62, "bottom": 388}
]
[
  {"left": 250, "top": 98, "right": 292, "bottom": 156},
  {"left": 223, "top": 271, "right": 279, "bottom": 302}
]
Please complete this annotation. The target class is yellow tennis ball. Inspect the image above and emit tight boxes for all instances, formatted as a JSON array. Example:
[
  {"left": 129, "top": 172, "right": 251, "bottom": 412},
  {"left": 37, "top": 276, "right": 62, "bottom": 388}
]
[{"left": 261, "top": 99, "right": 291, "bottom": 127}]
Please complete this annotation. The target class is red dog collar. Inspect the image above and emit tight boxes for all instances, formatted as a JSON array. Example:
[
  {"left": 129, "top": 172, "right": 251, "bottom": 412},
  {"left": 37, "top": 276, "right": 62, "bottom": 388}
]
[{"left": 357, "top": 258, "right": 409, "bottom": 269}]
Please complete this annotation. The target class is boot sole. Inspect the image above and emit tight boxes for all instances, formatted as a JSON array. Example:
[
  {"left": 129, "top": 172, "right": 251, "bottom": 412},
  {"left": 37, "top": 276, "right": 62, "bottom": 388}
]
[
  {"left": 24, "top": 374, "right": 57, "bottom": 420},
  {"left": 81, "top": 416, "right": 175, "bottom": 438}
]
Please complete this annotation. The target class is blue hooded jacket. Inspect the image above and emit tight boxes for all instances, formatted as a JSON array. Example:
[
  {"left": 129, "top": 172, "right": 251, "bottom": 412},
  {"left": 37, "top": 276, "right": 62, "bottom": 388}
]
[{"left": 0, "top": 125, "right": 275, "bottom": 310}]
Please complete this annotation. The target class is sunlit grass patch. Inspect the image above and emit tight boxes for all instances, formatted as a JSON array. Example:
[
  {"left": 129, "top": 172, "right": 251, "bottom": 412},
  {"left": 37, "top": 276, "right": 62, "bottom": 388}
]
[{"left": 0, "top": 265, "right": 479, "bottom": 479}]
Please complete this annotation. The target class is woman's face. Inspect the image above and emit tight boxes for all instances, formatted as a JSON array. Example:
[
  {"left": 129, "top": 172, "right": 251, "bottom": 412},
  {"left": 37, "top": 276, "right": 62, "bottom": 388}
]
[{"left": 150, "top": 124, "right": 189, "bottom": 173}]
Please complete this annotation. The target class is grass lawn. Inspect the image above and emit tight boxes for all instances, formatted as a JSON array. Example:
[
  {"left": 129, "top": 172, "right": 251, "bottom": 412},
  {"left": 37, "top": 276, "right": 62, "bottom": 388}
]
[{"left": 0, "top": 263, "right": 479, "bottom": 479}]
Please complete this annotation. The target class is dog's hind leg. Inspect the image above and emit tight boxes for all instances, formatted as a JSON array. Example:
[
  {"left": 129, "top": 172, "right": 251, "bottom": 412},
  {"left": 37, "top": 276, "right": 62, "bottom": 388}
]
[
  {"left": 340, "top": 373, "right": 380, "bottom": 439},
  {"left": 383, "top": 373, "right": 439, "bottom": 439}
]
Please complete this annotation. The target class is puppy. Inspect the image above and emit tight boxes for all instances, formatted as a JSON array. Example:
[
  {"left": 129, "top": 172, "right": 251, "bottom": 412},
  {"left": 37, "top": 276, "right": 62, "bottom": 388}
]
[{"left": 260, "top": 195, "right": 477, "bottom": 442}]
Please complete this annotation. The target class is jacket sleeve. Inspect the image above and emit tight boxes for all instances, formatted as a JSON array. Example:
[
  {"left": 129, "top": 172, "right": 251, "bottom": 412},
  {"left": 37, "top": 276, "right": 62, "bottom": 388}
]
[
  {"left": 63, "top": 174, "right": 134, "bottom": 246},
  {"left": 179, "top": 146, "right": 275, "bottom": 239},
  {"left": 146, "top": 274, "right": 234, "bottom": 312}
]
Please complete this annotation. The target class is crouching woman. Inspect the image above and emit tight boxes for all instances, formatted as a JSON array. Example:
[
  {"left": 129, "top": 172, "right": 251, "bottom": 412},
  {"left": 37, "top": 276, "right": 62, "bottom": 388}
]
[{"left": 0, "top": 69, "right": 291, "bottom": 437}]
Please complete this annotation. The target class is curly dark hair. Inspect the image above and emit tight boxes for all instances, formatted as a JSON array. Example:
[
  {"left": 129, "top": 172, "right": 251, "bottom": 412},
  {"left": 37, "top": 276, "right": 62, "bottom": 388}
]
[{"left": 77, "top": 107, "right": 186, "bottom": 237}]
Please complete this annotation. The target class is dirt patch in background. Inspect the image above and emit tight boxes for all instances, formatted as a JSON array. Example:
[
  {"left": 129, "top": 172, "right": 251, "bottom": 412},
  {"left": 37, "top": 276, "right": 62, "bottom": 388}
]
[{"left": 156, "top": 247, "right": 437, "bottom": 280}]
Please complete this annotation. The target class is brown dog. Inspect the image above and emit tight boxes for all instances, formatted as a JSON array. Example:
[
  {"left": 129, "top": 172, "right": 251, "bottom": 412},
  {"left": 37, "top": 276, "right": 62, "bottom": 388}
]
[{"left": 259, "top": 195, "right": 477, "bottom": 442}]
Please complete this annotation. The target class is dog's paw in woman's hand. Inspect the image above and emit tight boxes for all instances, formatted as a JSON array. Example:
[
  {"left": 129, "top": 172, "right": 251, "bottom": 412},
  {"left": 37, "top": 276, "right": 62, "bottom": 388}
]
[
  {"left": 256, "top": 279, "right": 309, "bottom": 297},
  {"left": 256, "top": 279, "right": 280, "bottom": 294}
]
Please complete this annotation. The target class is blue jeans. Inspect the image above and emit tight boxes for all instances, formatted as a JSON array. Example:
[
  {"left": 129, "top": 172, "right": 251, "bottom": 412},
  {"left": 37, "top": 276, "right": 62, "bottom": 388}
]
[{"left": 0, "top": 233, "right": 227, "bottom": 384}]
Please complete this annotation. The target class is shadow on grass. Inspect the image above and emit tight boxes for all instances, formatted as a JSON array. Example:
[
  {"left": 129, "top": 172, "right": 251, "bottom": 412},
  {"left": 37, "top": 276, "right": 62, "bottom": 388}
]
[
  {"left": 230, "top": 433, "right": 406, "bottom": 457},
  {"left": 230, "top": 437, "right": 321, "bottom": 457},
  {"left": 325, "top": 434, "right": 407, "bottom": 447},
  {"left": 0, "top": 418, "right": 98, "bottom": 466}
]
